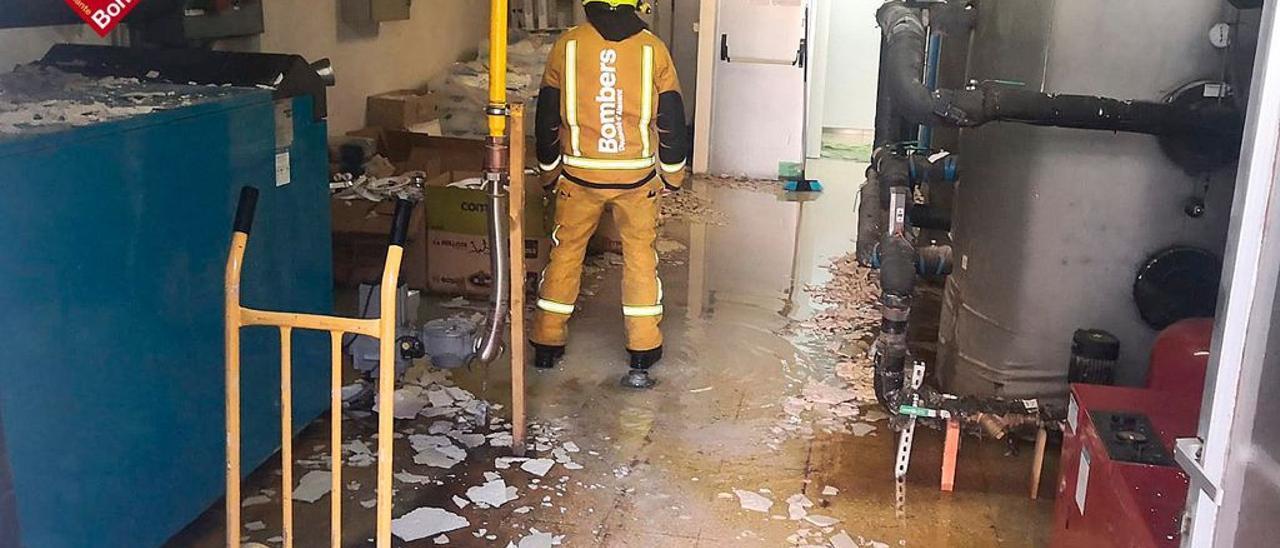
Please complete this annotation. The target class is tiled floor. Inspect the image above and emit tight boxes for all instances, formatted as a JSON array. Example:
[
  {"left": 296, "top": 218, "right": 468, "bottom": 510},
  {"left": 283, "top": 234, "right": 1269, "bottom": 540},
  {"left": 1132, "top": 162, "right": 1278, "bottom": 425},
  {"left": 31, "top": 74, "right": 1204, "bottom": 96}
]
[{"left": 171, "top": 160, "right": 1054, "bottom": 547}]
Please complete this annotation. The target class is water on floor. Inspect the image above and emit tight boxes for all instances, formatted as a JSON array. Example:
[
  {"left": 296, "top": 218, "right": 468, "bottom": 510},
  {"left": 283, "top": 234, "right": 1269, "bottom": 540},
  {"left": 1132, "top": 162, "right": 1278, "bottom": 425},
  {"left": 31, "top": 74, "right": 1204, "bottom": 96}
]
[{"left": 171, "top": 160, "right": 1054, "bottom": 547}]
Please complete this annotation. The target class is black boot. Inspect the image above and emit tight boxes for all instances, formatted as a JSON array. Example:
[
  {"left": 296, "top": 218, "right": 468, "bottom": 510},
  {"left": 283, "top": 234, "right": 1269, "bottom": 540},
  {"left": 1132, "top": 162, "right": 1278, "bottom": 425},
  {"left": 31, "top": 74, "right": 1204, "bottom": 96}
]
[
  {"left": 621, "top": 347, "right": 662, "bottom": 389},
  {"left": 532, "top": 343, "right": 565, "bottom": 369}
]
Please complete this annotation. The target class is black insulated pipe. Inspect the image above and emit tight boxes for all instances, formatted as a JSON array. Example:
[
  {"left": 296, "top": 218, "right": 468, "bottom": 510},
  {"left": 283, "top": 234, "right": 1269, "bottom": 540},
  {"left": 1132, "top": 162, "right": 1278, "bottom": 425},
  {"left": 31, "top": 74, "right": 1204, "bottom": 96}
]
[
  {"left": 916, "top": 243, "right": 954, "bottom": 276},
  {"left": 233, "top": 186, "right": 259, "bottom": 234},
  {"left": 876, "top": 1, "right": 1242, "bottom": 138},
  {"left": 910, "top": 205, "right": 952, "bottom": 232},
  {"left": 878, "top": 3, "right": 945, "bottom": 127},
  {"left": 873, "top": 35, "right": 906, "bottom": 147},
  {"left": 857, "top": 167, "right": 885, "bottom": 266},
  {"left": 873, "top": 233, "right": 917, "bottom": 410},
  {"left": 389, "top": 199, "right": 414, "bottom": 247},
  {"left": 873, "top": 148, "right": 910, "bottom": 207}
]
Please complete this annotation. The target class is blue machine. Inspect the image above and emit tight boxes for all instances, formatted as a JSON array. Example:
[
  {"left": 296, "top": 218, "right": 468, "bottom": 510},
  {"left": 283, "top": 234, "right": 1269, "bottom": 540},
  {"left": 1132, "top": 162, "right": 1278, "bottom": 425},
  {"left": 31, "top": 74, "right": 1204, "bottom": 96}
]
[{"left": 0, "top": 49, "right": 333, "bottom": 547}]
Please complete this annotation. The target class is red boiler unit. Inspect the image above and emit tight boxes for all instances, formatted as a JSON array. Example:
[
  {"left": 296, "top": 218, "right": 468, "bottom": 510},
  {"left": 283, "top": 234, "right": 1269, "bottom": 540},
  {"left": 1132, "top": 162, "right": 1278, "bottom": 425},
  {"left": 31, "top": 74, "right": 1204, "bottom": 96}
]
[{"left": 1050, "top": 319, "right": 1213, "bottom": 548}]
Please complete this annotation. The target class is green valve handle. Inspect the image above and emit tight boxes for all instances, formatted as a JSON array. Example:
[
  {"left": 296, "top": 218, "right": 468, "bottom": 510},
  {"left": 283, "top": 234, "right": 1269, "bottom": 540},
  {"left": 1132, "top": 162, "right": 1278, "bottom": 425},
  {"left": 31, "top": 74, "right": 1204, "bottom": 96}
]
[{"left": 898, "top": 405, "right": 940, "bottom": 418}]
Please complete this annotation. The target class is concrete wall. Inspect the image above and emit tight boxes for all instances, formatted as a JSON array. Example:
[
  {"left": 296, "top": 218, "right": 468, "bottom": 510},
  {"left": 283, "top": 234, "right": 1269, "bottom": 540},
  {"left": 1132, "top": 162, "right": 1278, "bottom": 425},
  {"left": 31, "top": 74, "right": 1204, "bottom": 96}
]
[
  {"left": 0, "top": 1, "right": 490, "bottom": 135},
  {"left": 821, "top": 0, "right": 880, "bottom": 130}
]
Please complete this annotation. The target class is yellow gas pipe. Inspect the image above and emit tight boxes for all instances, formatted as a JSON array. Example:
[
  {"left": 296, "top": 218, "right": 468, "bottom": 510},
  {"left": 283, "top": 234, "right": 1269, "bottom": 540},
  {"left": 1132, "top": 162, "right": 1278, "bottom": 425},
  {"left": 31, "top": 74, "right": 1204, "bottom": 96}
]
[
  {"left": 473, "top": 0, "right": 512, "bottom": 367},
  {"left": 488, "top": 0, "right": 508, "bottom": 139}
]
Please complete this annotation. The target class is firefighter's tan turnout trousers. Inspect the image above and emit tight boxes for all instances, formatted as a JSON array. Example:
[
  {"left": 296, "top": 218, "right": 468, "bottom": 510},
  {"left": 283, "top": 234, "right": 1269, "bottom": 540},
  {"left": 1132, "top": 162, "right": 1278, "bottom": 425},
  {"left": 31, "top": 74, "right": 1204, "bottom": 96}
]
[{"left": 532, "top": 178, "right": 664, "bottom": 352}]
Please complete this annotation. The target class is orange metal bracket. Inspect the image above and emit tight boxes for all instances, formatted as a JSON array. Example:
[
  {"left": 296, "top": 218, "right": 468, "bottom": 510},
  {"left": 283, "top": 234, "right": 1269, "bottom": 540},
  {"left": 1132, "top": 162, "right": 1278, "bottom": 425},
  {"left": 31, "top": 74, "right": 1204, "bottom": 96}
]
[{"left": 941, "top": 418, "right": 960, "bottom": 492}]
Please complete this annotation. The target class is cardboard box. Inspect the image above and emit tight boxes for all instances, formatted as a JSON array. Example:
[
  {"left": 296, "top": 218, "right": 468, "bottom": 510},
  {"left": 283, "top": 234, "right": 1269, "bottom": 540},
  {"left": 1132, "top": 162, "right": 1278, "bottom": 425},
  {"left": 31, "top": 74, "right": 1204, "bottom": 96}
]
[
  {"left": 329, "top": 133, "right": 548, "bottom": 295},
  {"left": 366, "top": 90, "right": 440, "bottom": 131},
  {"left": 427, "top": 231, "right": 552, "bottom": 297},
  {"left": 424, "top": 170, "right": 553, "bottom": 297},
  {"left": 331, "top": 199, "right": 428, "bottom": 289}
]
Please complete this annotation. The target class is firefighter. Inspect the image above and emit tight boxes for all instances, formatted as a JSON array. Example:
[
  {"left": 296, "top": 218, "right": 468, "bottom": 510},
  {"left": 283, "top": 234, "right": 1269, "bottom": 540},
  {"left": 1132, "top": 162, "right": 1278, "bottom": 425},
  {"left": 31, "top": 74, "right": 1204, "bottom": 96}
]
[{"left": 530, "top": 0, "right": 690, "bottom": 389}]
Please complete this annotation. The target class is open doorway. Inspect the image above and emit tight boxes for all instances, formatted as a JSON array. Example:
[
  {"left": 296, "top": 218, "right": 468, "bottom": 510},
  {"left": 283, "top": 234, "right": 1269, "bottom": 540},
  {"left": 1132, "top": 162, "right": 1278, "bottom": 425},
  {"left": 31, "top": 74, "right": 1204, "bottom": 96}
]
[{"left": 807, "top": 0, "right": 881, "bottom": 162}]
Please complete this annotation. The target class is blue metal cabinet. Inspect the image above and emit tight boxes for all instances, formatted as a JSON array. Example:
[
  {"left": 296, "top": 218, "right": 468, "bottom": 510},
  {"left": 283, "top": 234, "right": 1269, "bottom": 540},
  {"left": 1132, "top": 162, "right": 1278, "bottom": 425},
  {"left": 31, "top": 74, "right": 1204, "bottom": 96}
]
[{"left": 0, "top": 86, "right": 332, "bottom": 547}]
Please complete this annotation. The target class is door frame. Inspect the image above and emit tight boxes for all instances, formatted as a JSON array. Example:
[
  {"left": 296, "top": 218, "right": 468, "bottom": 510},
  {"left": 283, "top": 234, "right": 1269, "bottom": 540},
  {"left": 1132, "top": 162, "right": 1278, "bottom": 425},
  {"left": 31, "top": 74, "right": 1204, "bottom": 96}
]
[
  {"left": 692, "top": 0, "right": 718, "bottom": 173},
  {"left": 1180, "top": 1, "right": 1280, "bottom": 544}
]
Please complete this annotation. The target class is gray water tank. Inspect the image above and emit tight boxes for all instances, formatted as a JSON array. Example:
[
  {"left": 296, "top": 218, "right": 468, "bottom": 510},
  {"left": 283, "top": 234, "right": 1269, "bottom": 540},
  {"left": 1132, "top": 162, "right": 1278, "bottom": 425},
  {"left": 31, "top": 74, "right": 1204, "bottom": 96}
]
[{"left": 936, "top": 0, "right": 1242, "bottom": 398}]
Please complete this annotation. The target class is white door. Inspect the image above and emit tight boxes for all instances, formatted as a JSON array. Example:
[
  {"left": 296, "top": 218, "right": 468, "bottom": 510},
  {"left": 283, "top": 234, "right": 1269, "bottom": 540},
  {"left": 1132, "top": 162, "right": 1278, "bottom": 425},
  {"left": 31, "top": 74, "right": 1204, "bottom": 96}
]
[{"left": 709, "top": 0, "right": 807, "bottom": 178}]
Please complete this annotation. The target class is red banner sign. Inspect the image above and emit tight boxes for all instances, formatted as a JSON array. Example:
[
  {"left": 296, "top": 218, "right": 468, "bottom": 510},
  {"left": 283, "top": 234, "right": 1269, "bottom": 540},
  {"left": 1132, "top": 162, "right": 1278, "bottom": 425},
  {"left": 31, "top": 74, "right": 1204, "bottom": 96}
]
[{"left": 63, "top": 0, "right": 141, "bottom": 38}]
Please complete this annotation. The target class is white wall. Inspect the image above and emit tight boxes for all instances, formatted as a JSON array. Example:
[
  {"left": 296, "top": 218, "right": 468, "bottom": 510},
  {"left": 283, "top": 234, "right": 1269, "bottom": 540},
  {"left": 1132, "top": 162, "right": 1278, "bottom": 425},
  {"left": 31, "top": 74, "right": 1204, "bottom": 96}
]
[
  {"left": 0, "top": 26, "right": 112, "bottom": 72},
  {"left": 0, "top": 1, "right": 490, "bottom": 135},
  {"left": 821, "top": 0, "right": 880, "bottom": 130}
]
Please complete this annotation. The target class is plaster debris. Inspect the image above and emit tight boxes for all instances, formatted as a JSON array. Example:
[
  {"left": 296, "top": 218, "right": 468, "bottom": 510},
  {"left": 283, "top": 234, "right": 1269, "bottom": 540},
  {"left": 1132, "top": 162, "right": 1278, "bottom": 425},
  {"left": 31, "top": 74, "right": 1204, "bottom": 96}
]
[
  {"left": 804, "top": 383, "right": 859, "bottom": 406},
  {"left": 409, "top": 434, "right": 455, "bottom": 453},
  {"left": 506, "top": 528, "right": 565, "bottom": 548},
  {"left": 496, "top": 456, "right": 529, "bottom": 470},
  {"left": 805, "top": 515, "right": 841, "bottom": 527},
  {"left": 489, "top": 432, "right": 514, "bottom": 447},
  {"left": 788, "top": 503, "right": 809, "bottom": 521},
  {"left": 522, "top": 458, "right": 556, "bottom": 477},
  {"left": 787, "top": 494, "right": 814, "bottom": 507},
  {"left": 414, "top": 446, "right": 465, "bottom": 469},
  {"left": 822, "top": 486, "right": 840, "bottom": 497},
  {"left": 390, "top": 507, "right": 470, "bottom": 542},
  {"left": 292, "top": 471, "right": 332, "bottom": 503},
  {"left": 344, "top": 440, "right": 376, "bottom": 468},
  {"left": 452, "top": 495, "right": 470, "bottom": 509},
  {"left": 427, "top": 389, "right": 455, "bottom": 408},
  {"left": 734, "top": 489, "right": 774, "bottom": 513},
  {"left": 340, "top": 383, "right": 364, "bottom": 401},
  {"left": 656, "top": 238, "right": 688, "bottom": 255},
  {"left": 360, "top": 499, "right": 377, "bottom": 509},
  {"left": 242, "top": 495, "right": 272, "bottom": 507},
  {"left": 449, "top": 432, "right": 487, "bottom": 448},
  {"left": 244, "top": 521, "right": 266, "bottom": 532},
  {"left": 513, "top": 506, "right": 534, "bottom": 514},
  {"left": 466, "top": 478, "right": 519, "bottom": 508},
  {"left": 421, "top": 406, "right": 459, "bottom": 418},
  {"left": 392, "top": 386, "right": 429, "bottom": 418},
  {"left": 562, "top": 442, "right": 580, "bottom": 453},
  {"left": 830, "top": 532, "right": 857, "bottom": 548},
  {"left": 850, "top": 423, "right": 877, "bottom": 437},
  {"left": 396, "top": 471, "right": 435, "bottom": 485},
  {"left": 433, "top": 534, "right": 450, "bottom": 545}
]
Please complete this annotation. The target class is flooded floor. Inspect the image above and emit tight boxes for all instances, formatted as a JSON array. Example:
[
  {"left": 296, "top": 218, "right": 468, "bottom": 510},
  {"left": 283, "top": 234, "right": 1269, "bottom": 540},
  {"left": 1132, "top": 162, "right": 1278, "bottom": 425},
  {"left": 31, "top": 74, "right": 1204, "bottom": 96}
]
[{"left": 172, "top": 159, "right": 1055, "bottom": 547}]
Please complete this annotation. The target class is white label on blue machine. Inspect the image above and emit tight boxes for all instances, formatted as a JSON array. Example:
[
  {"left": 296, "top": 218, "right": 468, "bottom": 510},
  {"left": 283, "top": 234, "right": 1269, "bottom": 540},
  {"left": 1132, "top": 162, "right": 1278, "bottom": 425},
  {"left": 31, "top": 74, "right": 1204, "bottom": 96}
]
[{"left": 275, "top": 151, "right": 291, "bottom": 187}]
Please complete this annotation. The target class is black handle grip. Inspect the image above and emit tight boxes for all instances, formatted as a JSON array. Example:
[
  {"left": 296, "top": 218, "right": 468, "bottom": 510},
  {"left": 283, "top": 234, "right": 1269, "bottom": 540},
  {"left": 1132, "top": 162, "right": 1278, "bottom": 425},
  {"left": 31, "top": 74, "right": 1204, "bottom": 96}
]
[
  {"left": 233, "top": 186, "right": 260, "bottom": 234},
  {"left": 389, "top": 199, "right": 414, "bottom": 247}
]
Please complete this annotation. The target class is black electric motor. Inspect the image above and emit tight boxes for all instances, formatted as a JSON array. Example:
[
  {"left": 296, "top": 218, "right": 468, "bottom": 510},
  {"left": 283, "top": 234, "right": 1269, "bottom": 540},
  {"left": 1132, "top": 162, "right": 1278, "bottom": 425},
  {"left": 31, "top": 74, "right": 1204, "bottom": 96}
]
[{"left": 1069, "top": 329, "right": 1121, "bottom": 385}]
